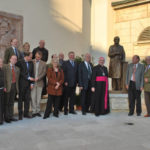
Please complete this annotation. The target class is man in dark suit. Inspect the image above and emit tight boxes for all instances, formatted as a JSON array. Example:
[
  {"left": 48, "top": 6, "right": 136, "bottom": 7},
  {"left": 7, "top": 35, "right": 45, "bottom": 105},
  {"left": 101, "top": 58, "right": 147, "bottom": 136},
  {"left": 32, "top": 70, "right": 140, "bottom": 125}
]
[
  {"left": 4, "top": 38, "right": 22, "bottom": 64},
  {"left": 62, "top": 51, "right": 78, "bottom": 115},
  {"left": 4, "top": 55, "right": 20, "bottom": 123},
  {"left": 78, "top": 53, "right": 93, "bottom": 115},
  {"left": 126, "top": 55, "right": 144, "bottom": 116},
  {"left": 16, "top": 52, "right": 35, "bottom": 120}
]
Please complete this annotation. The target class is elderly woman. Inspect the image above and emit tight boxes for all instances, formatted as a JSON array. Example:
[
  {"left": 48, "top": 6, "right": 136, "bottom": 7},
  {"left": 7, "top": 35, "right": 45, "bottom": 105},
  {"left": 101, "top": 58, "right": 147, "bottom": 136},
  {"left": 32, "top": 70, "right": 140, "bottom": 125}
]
[
  {"left": 144, "top": 56, "right": 150, "bottom": 117},
  {"left": 21, "top": 42, "right": 31, "bottom": 58},
  {"left": 91, "top": 57, "right": 110, "bottom": 116},
  {"left": 0, "top": 58, "right": 5, "bottom": 125},
  {"left": 43, "top": 58, "right": 64, "bottom": 118}
]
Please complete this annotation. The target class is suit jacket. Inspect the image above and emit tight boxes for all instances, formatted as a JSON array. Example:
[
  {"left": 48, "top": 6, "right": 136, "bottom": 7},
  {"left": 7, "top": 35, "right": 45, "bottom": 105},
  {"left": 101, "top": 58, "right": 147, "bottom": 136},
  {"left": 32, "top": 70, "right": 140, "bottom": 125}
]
[
  {"left": 33, "top": 59, "right": 46, "bottom": 87},
  {"left": 62, "top": 60, "right": 78, "bottom": 87},
  {"left": 16, "top": 59, "right": 34, "bottom": 88},
  {"left": 144, "top": 65, "right": 150, "bottom": 92},
  {"left": 78, "top": 61, "right": 93, "bottom": 90},
  {"left": 126, "top": 63, "right": 144, "bottom": 90},
  {"left": 47, "top": 67, "right": 64, "bottom": 96},
  {"left": 4, "top": 47, "right": 22, "bottom": 64},
  {"left": 3, "top": 64, "right": 20, "bottom": 93}
]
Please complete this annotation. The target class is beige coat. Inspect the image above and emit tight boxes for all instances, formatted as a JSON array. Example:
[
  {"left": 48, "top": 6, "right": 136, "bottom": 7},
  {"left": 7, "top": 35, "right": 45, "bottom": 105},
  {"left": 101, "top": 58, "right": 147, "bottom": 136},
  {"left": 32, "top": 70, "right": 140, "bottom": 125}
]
[
  {"left": 33, "top": 59, "right": 46, "bottom": 87},
  {"left": 3, "top": 64, "right": 20, "bottom": 93}
]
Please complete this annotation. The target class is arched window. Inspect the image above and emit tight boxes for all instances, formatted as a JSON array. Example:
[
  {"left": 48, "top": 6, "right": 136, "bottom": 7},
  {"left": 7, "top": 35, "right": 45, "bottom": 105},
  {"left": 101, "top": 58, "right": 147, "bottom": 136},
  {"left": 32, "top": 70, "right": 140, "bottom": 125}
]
[{"left": 138, "top": 26, "right": 150, "bottom": 42}]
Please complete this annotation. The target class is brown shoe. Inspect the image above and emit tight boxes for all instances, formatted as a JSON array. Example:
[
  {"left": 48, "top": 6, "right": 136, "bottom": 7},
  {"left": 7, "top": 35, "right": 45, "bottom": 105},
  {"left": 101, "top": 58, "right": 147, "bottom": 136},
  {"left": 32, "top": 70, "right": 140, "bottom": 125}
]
[{"left": 144, "top": 114, "right": 150, "bottom": 117}]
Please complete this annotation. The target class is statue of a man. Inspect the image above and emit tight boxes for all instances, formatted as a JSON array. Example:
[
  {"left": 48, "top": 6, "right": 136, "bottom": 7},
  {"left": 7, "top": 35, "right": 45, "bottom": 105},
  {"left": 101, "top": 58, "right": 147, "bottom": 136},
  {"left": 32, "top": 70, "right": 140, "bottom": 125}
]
[{"left": 108, "top": 36, "right": 125, "bottom": 91}]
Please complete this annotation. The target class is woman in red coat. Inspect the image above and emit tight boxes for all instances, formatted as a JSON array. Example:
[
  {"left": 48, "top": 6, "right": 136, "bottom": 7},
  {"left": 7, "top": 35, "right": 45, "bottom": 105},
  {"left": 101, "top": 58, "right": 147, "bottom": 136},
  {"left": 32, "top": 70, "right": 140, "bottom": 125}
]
[{"left": 43, "top": 59, "right": 64, "bottom": 118}]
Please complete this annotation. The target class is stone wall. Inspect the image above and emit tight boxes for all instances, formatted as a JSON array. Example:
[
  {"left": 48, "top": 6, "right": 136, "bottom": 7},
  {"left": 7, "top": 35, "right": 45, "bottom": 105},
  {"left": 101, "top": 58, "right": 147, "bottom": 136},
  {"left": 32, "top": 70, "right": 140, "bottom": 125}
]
[{"left": 113, "top": 1, "right": 150, "bottom": 61}]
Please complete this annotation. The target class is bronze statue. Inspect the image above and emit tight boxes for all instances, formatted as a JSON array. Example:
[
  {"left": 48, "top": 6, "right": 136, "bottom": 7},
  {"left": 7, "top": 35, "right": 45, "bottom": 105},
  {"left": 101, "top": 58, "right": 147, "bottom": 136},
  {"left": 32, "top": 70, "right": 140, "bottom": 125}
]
[{"left": 108, "top": 36, "right": 125, "bottom": 91}]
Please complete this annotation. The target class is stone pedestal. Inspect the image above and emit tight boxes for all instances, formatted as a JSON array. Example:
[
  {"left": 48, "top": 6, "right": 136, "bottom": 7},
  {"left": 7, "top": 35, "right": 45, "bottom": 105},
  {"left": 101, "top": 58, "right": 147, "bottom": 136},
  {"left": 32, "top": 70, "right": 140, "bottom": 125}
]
[{"left": 110, "top": 93, "right": 129, "bottom": 111}]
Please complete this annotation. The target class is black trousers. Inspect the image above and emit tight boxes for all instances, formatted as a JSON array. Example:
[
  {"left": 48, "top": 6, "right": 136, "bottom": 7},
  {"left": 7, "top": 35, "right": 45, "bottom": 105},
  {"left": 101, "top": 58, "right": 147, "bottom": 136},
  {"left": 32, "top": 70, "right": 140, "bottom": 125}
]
[
  {"left": 64, "top": 86, "right": 76, "bottom": 112},
  {"left": 59, "top": 85, "right": 65, "bottom": 111},
  {"left": 0, "top": 89, "right": 4, "bottom": 123},
  {"left": 18, "top": 84, "right": 31, "bottom": 116},
  {"left": 44, "top": 95, "right": 60, "bottom": 117},
  {"left": 128, "top": 81, "right": 142, "bottom": 114},
  {"left": 42, "top": 75, "right": 47, "bottom": 95},
  {"left": 81, "top": 85, "right": 91, "bottom": 113},
  {"left": 4, "top": 83, "right": 16, "bottom": 120}
]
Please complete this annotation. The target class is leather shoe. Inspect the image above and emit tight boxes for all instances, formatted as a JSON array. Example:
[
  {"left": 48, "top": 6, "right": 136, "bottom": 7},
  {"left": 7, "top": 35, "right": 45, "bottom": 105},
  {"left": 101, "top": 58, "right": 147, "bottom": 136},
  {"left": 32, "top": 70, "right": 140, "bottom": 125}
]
[
  {"left": 144, "top": 114, "right": 150, "bottom": 117},
  {"left": 69, "top": 111, "right": 77, "bottom": 114},
  {"left": 24, "top": 114, "right": 32, "bottom": 118},
  {"left": 137, "top": 113, "right": 141, "bottom": 116},
  {"left": 36, "top": 113, "right": 42, "bottom": 117},
  {"left": 5, "top": 119, "right": 11, "bottom": 123},
  {"left": 0, "top": 122, "right": 3, "bottom": 125},
  {"left": 64, "top": 111, "right": 68, "bottom": 115},
  {"left": 43, "top": 116, "right": 49, "bottom": 119},
  {"left": 19, "top": 115, "right": 23, "bottom": 120},
  {"left": 82, "top": 112, "right": 86, "bottom": 115},
  {"left": 53, "top": 114, "right": 59, "bottom": 118},
  {"left": 10, "top": 118, "right": 18, "bottom": 121},
  {"left": 32, "top": 114, "right": 37, "bottom": 118},
  {"left": 128, "top": 113, "right": 133, "bottom": 116}
]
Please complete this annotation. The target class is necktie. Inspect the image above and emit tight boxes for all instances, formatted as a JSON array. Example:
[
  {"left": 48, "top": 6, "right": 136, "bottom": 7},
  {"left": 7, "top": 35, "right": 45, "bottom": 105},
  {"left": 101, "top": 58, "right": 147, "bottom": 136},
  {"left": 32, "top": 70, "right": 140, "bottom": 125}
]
[
  {"left": 87, "top": 63, "right": 92, "bottom": 79},
  {"left": 26, "top": 62, "right": 30, "bottom": 78},
  {"left": 132, "top": 64, "right": 136, "bottom": 81},
  {"left": 14, "top": 48, "right": 18, "bottom": 57},
  {"left": 71, "top": 61, "right": 74, "bottom": 67},
  {"left": 145, "top": 65, "right": 150, "bottom": 73},
  {"left": 12, "top": 66, "right": 16, "bottom": 83}
]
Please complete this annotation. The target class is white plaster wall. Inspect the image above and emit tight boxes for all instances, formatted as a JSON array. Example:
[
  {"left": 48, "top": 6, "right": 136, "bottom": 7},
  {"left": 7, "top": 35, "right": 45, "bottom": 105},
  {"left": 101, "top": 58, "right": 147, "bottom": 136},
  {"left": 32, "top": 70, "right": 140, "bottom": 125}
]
[{"left": 0, "top": 0, "right": 91, "bottom": 62}]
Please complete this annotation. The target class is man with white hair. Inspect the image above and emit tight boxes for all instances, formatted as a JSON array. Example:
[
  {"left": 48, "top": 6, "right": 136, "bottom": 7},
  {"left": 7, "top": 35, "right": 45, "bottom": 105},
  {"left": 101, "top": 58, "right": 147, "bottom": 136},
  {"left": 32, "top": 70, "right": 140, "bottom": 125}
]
[
  {"left": 91, "top": 57, "right": 110, "bottom": 116},
  {"left": 78, "top": 53, "right": 93, "bottom": 115}
]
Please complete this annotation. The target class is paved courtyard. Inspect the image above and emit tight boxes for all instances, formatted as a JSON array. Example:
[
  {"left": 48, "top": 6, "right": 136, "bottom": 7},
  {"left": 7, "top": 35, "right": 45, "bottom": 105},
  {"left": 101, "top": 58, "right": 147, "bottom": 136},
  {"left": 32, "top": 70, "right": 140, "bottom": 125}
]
[{"left": 0, "top": 111, "right": 150, "bottom": 150}]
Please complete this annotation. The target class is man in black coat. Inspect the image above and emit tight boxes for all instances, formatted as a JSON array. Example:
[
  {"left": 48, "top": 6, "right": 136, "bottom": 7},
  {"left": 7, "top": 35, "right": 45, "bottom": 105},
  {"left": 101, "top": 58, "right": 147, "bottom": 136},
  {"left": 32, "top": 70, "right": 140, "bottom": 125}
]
[
  {"left": 78, "top": 53, "right": 93, "bottom": 115},
  {"left": 32, "top": 40, "right": 49, "bottom": 96},
  {"left": 16, "top": 52, "right": 35, "bottom": 120},
  {"left": 62, "top": 51, "right": 78, "bottom": 115}
]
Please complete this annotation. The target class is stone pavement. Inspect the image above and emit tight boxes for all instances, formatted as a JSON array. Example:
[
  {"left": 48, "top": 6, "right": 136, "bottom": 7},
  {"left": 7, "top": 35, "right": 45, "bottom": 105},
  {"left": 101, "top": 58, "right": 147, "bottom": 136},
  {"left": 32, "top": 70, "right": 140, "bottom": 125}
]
[{"left": 0, "top": 111, "right": 150, "bottom": 150}]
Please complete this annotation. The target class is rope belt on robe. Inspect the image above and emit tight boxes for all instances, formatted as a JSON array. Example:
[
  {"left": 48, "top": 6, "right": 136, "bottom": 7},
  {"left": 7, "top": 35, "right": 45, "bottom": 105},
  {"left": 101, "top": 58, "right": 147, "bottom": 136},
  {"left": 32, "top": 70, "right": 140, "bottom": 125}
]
[{"left": 96, "top": 76, "right": 108, "bottom": 110}]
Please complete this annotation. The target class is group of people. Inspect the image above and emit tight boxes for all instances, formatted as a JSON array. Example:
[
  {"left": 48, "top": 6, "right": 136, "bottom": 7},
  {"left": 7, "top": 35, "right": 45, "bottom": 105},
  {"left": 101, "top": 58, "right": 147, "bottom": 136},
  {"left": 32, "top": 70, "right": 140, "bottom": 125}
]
[
  {"left": 0, "top": 38, "right": 150, "bottom": 126},
  {"left": 0, "top": 38, "right": 110, "bottom": 125}
]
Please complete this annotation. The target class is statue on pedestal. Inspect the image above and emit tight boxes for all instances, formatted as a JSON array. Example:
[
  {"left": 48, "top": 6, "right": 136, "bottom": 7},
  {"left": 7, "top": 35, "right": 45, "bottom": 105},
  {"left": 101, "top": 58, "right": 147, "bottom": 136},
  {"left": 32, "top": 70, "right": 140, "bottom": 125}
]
[{"left": 108, "top": 36, "right": 126, "bottom": 91}]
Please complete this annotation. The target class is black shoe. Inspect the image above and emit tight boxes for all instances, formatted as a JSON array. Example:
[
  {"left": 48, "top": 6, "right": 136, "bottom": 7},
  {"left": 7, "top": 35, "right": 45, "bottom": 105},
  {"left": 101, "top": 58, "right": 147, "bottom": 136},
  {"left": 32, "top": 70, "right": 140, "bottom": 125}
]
[
  {"left": 53, "top": 114, "right": 59, "bottom": 118},
  {"left": 43, "top": 116, "right": 49, "bottom": 119},
  {"left": 5, "top": 119, "right": 11, "bottom": 123},
  {"left": 32, "top": 114, "right": 37, "bottom": 118},
  {"left": 128, "top": 113, "right": 133, "bottom": 116},
  {"left": 82, "top": 112, "right": 86, "bottom": 115},
  {"left": 24, "top": 114, "right": 32, "bottom": 118},
  {"left": 69, "top": 111, "right": 77, "bottom": 115},
  {"left": 10, "top": 118, "right": 18, "bottom": 121},
  {"left": 36, "top": 113, "right": 42, "bottom": 117},
  {"left": 64, "top": 111, "right": 68, "bottom": 115},
  {"left": 0, "top": 122, "right": 3, "bottom": 125},
  {"left": 19, "top": 115, "right": 23, "bottom": 120},
  {"left": 137, "top": 113, "right": 141, "bottom": 116}
]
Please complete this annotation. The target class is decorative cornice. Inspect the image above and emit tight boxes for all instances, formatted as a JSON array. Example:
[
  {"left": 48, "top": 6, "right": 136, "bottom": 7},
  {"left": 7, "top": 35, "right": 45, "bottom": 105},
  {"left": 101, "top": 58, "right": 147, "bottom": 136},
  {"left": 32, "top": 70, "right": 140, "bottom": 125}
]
[{"left": 112, "top": 0, "right": 150, "bottom": 10}]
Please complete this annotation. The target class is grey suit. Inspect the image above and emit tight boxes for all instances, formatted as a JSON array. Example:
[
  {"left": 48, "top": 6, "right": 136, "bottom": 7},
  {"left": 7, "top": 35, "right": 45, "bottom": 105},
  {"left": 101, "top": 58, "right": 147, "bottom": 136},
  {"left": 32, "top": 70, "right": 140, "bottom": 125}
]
[
  {"left": 126, "top": 63, "right": 144, "bottom": 90},
  {"left": 31, "top": 60, "right": 46, "bottom": 114},
  {"left": 3, "top": 64, "right": 20, "bottom": 120},
  {"left": 126, "top": 63, "right": 144, "bottom": 115}
]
